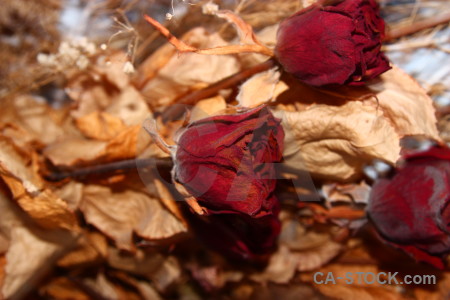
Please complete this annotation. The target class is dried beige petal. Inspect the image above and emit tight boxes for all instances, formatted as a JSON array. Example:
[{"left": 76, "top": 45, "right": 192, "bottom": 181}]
[
  {"left": 237, "top": 68, "right": 285, "bottom": 108},
  {"left": 80, "top": 185, "right": 186, "bottom": 250},
  {"left": 275, "top": 66, "right": 440, "bottom": 181},
  {"left": 190, "top": 95, "right": 227, "bottom": 122}
]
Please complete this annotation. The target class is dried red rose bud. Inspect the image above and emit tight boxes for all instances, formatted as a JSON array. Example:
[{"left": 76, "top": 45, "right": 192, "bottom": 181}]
[
  {"left": 174, "top": 106, "right": 284, "bottom": 260},
  {"left": 368, "top": 145, "right": 450, "bottom": 269},
  {"left": 275, "top": 0, "right": 391, "bottom": 86}
]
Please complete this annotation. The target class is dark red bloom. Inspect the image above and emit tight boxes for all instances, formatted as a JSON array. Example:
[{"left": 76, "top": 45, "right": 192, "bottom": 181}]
[
  {"left": 174, "top": 106, "right": 284, "bottom": 260},
  {"left": 368, "top": 145, "right": 450, "bottom": 269},
  {"left": 275, "top": 0, "right": 391, "bottom": 86}
]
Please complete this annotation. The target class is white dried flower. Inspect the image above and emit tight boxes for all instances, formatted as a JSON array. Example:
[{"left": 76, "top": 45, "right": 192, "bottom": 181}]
[
  {"left": 202, "top": 2, "right": 219, "bottom": 15},
  {"left": 76, "top": 56, "right": 90, "bottom": 70},
  {"left": 123, "top": 61, "right": 135, "bottom": 74}
]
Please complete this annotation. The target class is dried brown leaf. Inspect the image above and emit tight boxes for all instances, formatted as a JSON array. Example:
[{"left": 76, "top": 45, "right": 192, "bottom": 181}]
[
  {"left": 0, "top": 95, "right": 70, "bottom": 148},
  {"left": 301, "top": 265, "right": 404, "bottom": 300},
  {"left": 83, "top": 272, "right": 120, "bottom": 300},
  {"left": 43, "top": 124, "right": 145, "bottom": 167},
  {"left": 150, "top": 256, "right": 181, "bottom": 291},
  {"left": 138, "top": 28, "right": 240, "bottom": 108},
  {"left": 0, "top": 138, "right": 78, "bottom": 230},
  {"left": 79, "top": 185, "right": 187, "bottom": 250},
  {"left": 67, "top": 53, "right": 151, "bottom": 126},
  {"left": 107, "top": 247, "right": 164, "bottom": 277},
  {"left": 57, "top": 231, "right": 107, "bottom": 268},
  {"left": 75, "top": 111, "right": 127, "bottom": 141},
  {"left": 0, "top": 192, "right": 77, "bottom": 299},
  {"left": 40, "top": 277, "right": 90, "bottom": 300},
  {"left": 275, "top": 66, "right": 440, "bottom": 181}
]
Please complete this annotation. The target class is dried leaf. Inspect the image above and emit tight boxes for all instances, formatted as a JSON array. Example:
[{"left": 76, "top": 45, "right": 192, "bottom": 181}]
[
  {"left": 53, "top": 181, "right": 84, "bottom": 211},
  {"left": 237, "top": 68, "right": 285, "bottom": 108},
  {"left": 190, "top": 96, "right": 227, "bottom": 122},
  {"left": 138, "top": 28, "right": 240, "bottom": 108},
  {"left": 43, "top": 125, "right": 145, "bottom": 167},
  {"left": 57, "top": 231, "right": 108, "bottom": 268},
  {"left": 322, "top": 181, "right": 371, "bottom": 205},
  {"left": 84, "top": 272, "right": 120, "bottom": 300},
  {"left": 75, "top": 111, "right": 127, "bottom": 141},
  {"left": 150, "top": 256, "right": 181, "bottom": 291},
  {"left": 0, "top": 95, "right": 69, "bottom": 147},
  {"left": 301, "top": 264, "right": 403, "bottom": 300},
  {"left": 274, "top": 66, "right": 440, "bottom": 181},
  {"left": 67, "top": 53, "right": 151, "bottom": 126},
  {"left": 107, "top": 247, "right": 164, "bottom": 277},
  {"left": 79, "top": 185, "right": 187, "bottom": 250},
  {"left": 0, "top": 138, "right": 78, "bottom": 230},
  {"left": 0, "top": 192, "right": 76, "bottom": 299},
  {"left": 250, "top": 245, "right": 300, "bottom": 284},
  {"left": 40, "top": 277, "right": 90, "bottom": 300}
]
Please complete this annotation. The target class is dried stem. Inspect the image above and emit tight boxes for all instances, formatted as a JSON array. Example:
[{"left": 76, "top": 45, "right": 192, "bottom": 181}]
[
  {"left": 161, "top": 58, "right": 277, "bottom": 121},
  {"left": 45, "top": 157, "right": 173, "bottom": 181},
  {"left": 385, "top": 11, "right": 450, "bottom": 41},
  {"left": 143, "top": 14, "right": 274, "bottom": 56}
]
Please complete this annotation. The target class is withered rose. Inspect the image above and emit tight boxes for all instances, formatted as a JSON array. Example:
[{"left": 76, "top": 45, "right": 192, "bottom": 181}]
[
  {"left": 174, "top": 106, "right": 284, "bottom": 260},
  {"left": 275, "top": 0, "right": 390, "bottom": 86},
  {"left": 368, "top": 146, "right": 450, "bottom": 269}
]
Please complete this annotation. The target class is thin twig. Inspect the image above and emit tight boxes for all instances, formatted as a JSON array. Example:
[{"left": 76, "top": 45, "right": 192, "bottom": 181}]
[
  {"left": 161, "top": 58, "right": 277, "bottom": 121},
  {"left": 45, "top": 157, "right": 173, "bottom": 181},
  {"left": 385, "top": 11, "right": 450, "bottom": 41}
]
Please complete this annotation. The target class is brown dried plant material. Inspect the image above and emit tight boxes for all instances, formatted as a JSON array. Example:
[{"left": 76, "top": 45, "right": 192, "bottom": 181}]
[
  {"left": 107, "top": 247, "right": 164, "bottom": 277},
  {"left": 67, "top": 52, "right": 151, "bottom": 126},
  {"left": 301, "top": 264, "right": 404, "bottom": 300},
  {"left": 251, "top": 213, "right": 342, "bottom": 283},
  {"left": 137, "top": 28, "right": 240, "bottom": 108},
  {"left": 79, "top": 185, "right": 187, "bottom": 251},
  {"left": 189, "top": 95, "right": 227, "bottom": 122},
  {"left": 40, "top": 277, "right": 90, "bottom": 300},
  {"left": 0, "top": 192, "right": 77, "bottom": 299},
  {"left": 237, "top": 68, "right": 286, "bottom": 108},
  {"left": 43, "top": 124, "right": 143, "bottom": 167},
  {"left": 274, "top": 66, "right": 440, "bottom": 181},
  {"left": 83, "top": 272, "right": 120, "bottom": 300},
  {"left": 150, "top": 256, "right": 181, "bottom": 291},
  {"left": 57, "top": 231, "right": 108, "bottom": 268},
  {"left": 0, "top": 138, "right": 78, "bottom": 230},
  {"left": 414, "top": 272, "right": 450, "bottom": 300},
  {"left": 75, "top": 111, "right": 127, "bottom": 141},
  {"left": 322, "top": 181, "right": 371, "bottom": 205},
  {"left": 0, "top": 95, "right": 70, "bottom": 148}
]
